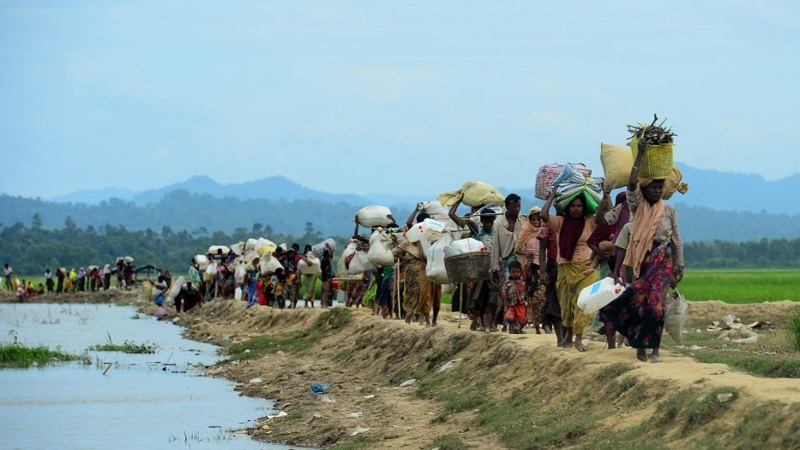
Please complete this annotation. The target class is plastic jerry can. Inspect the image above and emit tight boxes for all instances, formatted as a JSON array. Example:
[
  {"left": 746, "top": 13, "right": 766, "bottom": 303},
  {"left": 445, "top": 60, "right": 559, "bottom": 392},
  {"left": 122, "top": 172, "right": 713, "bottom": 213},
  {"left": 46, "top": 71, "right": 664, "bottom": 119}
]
[{"left": 577, "top": 277, "right": 625, "bottom": 314}]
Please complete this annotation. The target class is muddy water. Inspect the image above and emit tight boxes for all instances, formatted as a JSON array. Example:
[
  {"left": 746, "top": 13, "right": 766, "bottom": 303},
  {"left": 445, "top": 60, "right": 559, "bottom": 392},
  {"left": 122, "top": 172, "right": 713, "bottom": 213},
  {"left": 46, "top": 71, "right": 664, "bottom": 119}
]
[{"left": 0, "top": 303, "right": 309, "bottom": 450}]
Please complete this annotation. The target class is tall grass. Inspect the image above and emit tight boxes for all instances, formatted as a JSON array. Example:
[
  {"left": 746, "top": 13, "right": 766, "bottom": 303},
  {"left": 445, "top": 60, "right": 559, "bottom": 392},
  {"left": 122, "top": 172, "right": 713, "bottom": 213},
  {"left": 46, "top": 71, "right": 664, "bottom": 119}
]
[
  {"left": 1, "top": 331, "right": 89, "bottom": 367},
  {"left": 88, "top": 332, "right": 158, "bottom": 354}
]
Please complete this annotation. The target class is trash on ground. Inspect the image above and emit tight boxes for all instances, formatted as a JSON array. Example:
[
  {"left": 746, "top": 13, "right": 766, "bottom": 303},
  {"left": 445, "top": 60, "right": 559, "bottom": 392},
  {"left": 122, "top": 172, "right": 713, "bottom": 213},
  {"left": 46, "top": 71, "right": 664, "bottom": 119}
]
[
  {"left": 249, "top": 377, "right": 263, "bottom": 384},
  {"left": 399, "top": 379, "right": 417, "bottom": 387},
  {"left": 320, "top": 394, "right": 336, "bottom": 403},
  {"left": 364, "top": 394, "right": 376, "bottom": 399},
  {"left": 438, "top": 359, "right": 462, "bottom": 372},
  {"left": 346, "top": 412, "right": 364, "bottom": 418},
  {"left": 351, "top": 426, "right": 370, "bottom": 436},
  {"left": 717, "top": 392, "right": 735, "bottom": 403},
  {"left": 266, "top": 411, "right": 288, "bottom": 420},
  {"left": 309, "top": 382, "right": 332, "bottom": 395}
]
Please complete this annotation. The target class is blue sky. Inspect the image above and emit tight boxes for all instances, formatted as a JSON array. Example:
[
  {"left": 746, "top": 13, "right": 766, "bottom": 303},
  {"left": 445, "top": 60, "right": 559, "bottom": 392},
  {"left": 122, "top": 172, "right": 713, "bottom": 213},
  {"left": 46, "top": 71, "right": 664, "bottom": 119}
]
[{"left": 1, "top": 0, "right": 798, "bottom": 199}]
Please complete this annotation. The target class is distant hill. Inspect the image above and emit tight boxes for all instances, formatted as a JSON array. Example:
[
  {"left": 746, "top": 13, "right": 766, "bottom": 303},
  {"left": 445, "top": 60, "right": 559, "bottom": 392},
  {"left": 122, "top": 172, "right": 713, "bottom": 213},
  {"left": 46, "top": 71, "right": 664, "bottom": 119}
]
[
  {"left": 671, "top": 164, "right": 800, "bottom": 215},
  {"left": 53, "top": 175, "right": 371, "bottom": 206},
  {"left": 2, "top": 191, "right": 799, "bottom": 242},
  {"left": 48, "top": 164, "right": 800, "bottom": 215}
]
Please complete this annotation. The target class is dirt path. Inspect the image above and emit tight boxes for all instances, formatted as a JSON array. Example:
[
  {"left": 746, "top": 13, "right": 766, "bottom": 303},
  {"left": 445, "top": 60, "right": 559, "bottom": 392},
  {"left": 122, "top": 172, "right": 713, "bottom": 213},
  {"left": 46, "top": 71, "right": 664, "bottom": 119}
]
[{"left": 173, "top": 299, "right": 800, "bottom": 449}]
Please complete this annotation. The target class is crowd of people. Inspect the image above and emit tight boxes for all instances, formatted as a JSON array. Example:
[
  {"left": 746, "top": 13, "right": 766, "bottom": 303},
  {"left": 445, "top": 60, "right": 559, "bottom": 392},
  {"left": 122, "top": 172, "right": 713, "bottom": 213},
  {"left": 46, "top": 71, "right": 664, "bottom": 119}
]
[
  {"left": 4, "top": 142, "right": 683, "bottom": 364},
  {"left": 3, "top": 258, "right": 143, "bottom": 301},
  {"left": 332, "top": 140, "right": 684, "bottom": 363},
  {"left": 176, "top": 243, "right": 335, "bottom": 313}
]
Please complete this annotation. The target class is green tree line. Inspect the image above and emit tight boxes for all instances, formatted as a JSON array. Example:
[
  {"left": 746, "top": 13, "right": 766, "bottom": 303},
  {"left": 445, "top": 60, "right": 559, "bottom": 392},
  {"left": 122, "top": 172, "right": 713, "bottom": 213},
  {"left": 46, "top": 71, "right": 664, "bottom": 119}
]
[{"left": 1, "top": 218, "right": 798, "bottom": 275}]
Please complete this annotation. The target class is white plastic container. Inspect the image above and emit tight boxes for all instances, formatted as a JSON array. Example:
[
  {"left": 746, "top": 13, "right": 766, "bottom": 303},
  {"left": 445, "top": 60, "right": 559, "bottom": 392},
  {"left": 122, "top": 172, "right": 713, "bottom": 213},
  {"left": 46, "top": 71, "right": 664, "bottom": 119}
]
[
  {"left": 234, "top": 287, "right": 243, "bottom": 300},
  {"left": 422, "top": 218, "right": 445, "bottom": 241},
  {"left": 577, "top": 277, "right": 625, "bottom": 314}
]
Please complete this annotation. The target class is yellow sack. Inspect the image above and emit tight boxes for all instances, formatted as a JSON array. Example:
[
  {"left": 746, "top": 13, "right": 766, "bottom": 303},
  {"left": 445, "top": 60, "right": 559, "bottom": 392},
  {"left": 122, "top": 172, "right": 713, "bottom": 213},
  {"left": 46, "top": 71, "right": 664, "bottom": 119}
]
[
  {"left": 662, "top": 166, "right": 689, "bottom": 200},
  {"left": 600, "top": 143, "right": 633, "bottom": 189},
  {"left": 631, "top": 136, "right": 674, "bottom": 180},
  {"left": 437, "top": 181, "right": 504, "bottom": 207}
]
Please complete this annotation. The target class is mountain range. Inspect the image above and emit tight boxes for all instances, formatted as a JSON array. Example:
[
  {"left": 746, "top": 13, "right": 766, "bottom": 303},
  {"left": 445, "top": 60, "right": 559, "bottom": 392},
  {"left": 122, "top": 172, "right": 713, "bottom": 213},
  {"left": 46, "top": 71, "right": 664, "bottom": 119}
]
[
  {"left": 49, "top": 164, "right": 800, "bottom": 215},
  {"left": 2, "top": 164, "right": 797, "bottom": 242}
]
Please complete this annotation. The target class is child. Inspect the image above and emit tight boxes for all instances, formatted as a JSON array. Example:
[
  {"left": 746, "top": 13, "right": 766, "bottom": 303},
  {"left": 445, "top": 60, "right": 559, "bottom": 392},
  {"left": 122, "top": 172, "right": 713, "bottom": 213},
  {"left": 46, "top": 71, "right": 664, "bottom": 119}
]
[
  {"left": 501, "top": 261, "right": 527, "bottom": 334},
  {"left": 583, "top": 239, "right": 616, "bottom": 277},
  {"left": 271, "top": 269, "right": 286, "bottom": 309}
]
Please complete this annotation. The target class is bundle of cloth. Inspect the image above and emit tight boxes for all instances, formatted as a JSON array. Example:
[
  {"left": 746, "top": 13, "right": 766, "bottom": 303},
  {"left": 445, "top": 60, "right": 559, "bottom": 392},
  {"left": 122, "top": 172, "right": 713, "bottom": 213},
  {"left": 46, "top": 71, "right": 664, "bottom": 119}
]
[{"left": 551, "top": 163, "right": 603, "bottom": 215}]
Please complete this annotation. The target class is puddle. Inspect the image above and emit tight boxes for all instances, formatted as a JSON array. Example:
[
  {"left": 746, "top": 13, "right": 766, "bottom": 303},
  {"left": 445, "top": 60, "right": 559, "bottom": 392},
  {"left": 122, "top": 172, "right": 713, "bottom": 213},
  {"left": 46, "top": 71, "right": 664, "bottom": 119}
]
[{"left": 0, "top": 303, "right": 311, "bottom": 449}]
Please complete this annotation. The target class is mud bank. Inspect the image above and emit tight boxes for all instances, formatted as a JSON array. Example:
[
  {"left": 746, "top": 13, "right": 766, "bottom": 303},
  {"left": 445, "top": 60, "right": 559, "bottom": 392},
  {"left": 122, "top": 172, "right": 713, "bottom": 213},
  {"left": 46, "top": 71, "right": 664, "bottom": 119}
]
[
  {"left": 6, "top": 290, "right": 798, "bottom": 449},
  {"left": 168, "top": 300, "right": 800, "bottom": 450}
]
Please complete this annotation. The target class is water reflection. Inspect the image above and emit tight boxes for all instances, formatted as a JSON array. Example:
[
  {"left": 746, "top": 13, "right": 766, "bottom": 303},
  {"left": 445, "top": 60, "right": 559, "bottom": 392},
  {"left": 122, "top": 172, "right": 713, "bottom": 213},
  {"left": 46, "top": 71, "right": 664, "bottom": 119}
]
[{"left": 0, "top": 303, "right": 309, "bottom": 450}]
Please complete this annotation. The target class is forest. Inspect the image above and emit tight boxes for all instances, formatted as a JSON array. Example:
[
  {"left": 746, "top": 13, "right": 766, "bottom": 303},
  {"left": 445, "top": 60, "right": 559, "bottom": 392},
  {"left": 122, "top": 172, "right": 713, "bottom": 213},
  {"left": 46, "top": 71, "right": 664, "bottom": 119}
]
[
  {"left": 1, "top": 218, "right": 798, "bottom": 276},
  {"left": 3, "top": 190, "right": 800, "bottom": 243}
]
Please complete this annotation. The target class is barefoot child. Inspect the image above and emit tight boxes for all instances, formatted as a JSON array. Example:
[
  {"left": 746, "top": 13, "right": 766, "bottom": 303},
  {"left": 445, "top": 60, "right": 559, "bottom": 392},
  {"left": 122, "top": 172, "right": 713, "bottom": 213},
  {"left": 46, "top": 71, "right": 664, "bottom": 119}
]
[
  {"left": 501, "top": 261, "right": 527, "bottom": 334},
  {"left": 582, "top": 240, "right": 616, "bottom": 276}
]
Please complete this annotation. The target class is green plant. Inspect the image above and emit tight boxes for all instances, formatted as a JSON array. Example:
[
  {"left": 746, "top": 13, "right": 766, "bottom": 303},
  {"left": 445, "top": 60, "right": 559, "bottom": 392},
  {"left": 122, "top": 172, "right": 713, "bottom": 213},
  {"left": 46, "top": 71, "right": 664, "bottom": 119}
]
[
  {"left": 1, "top": 330, "right": 89, "bottom": 367},
  {"left": 791, "top": 308, "right": 800, "bottom": 351},
  {"left": 88, "top": 332, "right": 158, "bottom": 354}
]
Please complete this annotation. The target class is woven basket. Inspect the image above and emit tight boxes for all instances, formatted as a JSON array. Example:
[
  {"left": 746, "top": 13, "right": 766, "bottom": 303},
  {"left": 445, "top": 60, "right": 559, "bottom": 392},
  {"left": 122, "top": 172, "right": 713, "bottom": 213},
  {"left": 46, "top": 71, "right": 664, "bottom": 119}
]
[
  {"left": 631, "top": 137, "right": 674, "bottom": 180},
  {"left": 444, "top": 251, "right": 491, "bottom": 283}
]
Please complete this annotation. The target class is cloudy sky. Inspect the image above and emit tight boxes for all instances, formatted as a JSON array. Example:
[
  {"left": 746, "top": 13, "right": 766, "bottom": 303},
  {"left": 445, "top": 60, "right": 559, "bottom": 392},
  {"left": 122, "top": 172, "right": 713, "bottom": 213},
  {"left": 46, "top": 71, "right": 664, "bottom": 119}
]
[{"left": 1, "top": 0, "right": 798, "bottom": 199}]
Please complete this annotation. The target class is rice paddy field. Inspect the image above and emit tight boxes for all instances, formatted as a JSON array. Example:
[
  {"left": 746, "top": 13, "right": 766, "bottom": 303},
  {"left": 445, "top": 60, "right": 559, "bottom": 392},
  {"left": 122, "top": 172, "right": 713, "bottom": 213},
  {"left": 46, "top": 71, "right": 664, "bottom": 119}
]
[{"left": 679, "top": 269, "right": 800, "bottom": 303}]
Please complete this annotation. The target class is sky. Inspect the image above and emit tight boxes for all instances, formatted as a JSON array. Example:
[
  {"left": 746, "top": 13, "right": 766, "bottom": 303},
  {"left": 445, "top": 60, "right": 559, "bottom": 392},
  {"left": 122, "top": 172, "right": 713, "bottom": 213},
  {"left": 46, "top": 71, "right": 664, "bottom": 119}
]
[{"left": 1, "top": 0, "right": 799, "bottom": 199}]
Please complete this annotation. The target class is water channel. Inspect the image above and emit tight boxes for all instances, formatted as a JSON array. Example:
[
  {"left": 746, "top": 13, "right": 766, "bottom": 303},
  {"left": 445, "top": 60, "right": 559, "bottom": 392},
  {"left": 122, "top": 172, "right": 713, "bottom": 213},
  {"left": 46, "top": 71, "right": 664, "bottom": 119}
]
[{"left": 0, "top": 302, "right": 310, "bottom": 450}]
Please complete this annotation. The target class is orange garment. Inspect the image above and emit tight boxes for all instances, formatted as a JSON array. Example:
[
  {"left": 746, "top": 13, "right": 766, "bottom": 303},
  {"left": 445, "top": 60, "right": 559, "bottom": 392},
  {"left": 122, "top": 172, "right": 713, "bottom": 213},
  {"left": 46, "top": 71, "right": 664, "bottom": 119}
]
[
  {"left": 546, "top": 216, "right": 597, "bottom": 264},
  {"left": 623, "top": 179, "right": 666, "bottom": 278}
]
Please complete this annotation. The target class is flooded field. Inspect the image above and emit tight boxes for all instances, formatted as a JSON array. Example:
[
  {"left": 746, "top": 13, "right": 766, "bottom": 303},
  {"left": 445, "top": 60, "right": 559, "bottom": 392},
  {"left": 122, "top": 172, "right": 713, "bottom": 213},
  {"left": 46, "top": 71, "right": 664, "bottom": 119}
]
[{"left": 0, "top": 303, "right": 309, "bottom": 450}]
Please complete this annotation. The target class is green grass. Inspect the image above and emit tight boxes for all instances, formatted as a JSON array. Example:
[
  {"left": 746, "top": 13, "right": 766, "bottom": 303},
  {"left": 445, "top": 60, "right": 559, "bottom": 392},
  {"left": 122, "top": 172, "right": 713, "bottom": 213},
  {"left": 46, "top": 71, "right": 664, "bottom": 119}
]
[
  {"left": 680, "top": 269, "right": 800, "bottom": 303},
  {"left": 224, "top": 308, "right": 351, "bottom": 361},
  {"left": 431, "top": 435, "right": 470, "bottom": 450},
  {"left": 1, "top": 331, "right": 89, "bottom": 367},
  {"left": 88, "top": 332, "right": 158, "bottom": 354},
  {"left": 667, "top": 329, "right": 800, "bottom": 378},
  {"left": 792, "top": 309, "right": 800, "bottom": 351}
]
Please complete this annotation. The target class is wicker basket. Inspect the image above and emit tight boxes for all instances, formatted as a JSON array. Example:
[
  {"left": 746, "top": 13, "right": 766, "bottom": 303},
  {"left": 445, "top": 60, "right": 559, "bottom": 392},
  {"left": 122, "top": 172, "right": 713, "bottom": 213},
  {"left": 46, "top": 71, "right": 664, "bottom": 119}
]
[
  {"left": 631, "top": 136, "right": 673, "bottom": 179},
  {"left": 444, "top": 251, "right": 491, "bottom": 283}
]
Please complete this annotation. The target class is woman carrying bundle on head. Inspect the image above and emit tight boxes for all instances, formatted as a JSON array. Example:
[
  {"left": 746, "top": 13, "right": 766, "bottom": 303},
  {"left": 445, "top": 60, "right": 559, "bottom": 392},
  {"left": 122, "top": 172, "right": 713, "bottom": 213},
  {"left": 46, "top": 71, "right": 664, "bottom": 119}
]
[
  {"left": 599, "top": 138, "right": 684, "bottom": 363},
  {"left": 541, "top": 189, "right": 602, "bottom": 351}
]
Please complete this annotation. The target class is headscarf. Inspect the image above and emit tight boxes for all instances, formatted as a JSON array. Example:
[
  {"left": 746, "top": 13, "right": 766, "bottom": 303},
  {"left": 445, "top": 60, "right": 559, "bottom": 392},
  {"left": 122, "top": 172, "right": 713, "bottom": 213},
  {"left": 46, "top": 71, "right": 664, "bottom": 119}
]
[
  {"left": 558, "top": 198, "right": 587, "bottom": 261},
  {"left": 623, "top": 178, "right": 666, "bottom": 278},
  {"left": 516, "top": 207, "right": 542, "bottom": 266}
]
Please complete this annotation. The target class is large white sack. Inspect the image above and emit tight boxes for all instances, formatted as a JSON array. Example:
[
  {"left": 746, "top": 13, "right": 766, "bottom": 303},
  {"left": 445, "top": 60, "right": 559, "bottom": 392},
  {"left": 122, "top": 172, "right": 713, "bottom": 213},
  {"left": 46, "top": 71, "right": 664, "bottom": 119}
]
[
  {"left": 312, "top": 238, "right": 337, "bottom": 257},
  {"left": 260, "top": 256, "right": 283, "bottom": 275},
  {"left": 449, "top": 238, "right": 487, "bottom": 254},
  {"left": 194, "top": 254, "right": 209, "bottom": 271},
  {"left": 299, "top": 254, "right": 322, "bottom": 275},
  {"left": 208, "top": 245, "right": 230, "bottom": 256},
  {"left": 167, "top": 276, "right": 187, "bottom": 303},
  {"left": 255, "top": 238, "right": 277, "bottom": 255},
  {"left": 367, "top": 230, "right": 395, "bottom": 266},
  {"left": 230, "top": 242, "right": 245, "bottom": 255},
  {"left": 348, "top": 251, "right": 373, "bottom": 274},
  {"left": 356, "top": 205, "right": 394, "bottom": 228},
  {"left": 245, "top": 238, "right": 258, "bottom": 253},
  {"left": 339, "top": 240, "right": 363, "bottom": 275},
  {"left": 426, "top": 234, "right": 454, "bottom": 284},
  {"left": 234, "top": 261, "right": 246, "bottom": 284}
]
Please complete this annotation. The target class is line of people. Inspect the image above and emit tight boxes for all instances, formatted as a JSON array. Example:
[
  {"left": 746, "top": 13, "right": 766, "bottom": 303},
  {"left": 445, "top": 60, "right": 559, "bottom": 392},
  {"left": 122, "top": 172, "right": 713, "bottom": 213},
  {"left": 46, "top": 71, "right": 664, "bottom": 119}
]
[{"left": 338, "top": 141, "right": 683, "bottom": 363}]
